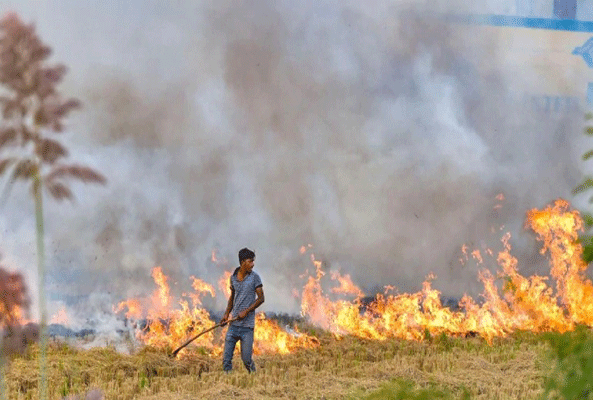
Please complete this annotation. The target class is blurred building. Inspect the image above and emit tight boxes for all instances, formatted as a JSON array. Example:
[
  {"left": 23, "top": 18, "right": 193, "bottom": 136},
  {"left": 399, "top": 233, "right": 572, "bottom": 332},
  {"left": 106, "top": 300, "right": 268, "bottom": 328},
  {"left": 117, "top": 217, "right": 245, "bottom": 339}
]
[
  {"left": 516, "top": 0, "right": 590, "bottom": 20},
  {"left": 446, "top": 0, "right": 593, "bottom": 113},
  {"left": 553, "top": 0, "right": 576, "bottom": 19}
]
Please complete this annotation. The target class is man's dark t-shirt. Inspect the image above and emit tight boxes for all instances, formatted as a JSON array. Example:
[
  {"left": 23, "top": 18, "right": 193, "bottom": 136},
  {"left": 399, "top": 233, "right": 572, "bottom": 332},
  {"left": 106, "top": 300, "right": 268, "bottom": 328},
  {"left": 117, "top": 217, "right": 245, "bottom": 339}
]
[{"left": 229, "top": 268, "right": 263, "bottom": 329}]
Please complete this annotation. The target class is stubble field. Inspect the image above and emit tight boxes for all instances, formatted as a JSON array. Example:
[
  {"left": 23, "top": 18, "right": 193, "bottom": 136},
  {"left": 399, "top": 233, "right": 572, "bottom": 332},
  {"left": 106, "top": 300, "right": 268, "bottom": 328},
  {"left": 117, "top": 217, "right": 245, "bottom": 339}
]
[{"left": 2, "top": 328, "right": 552, "bottom": 400}]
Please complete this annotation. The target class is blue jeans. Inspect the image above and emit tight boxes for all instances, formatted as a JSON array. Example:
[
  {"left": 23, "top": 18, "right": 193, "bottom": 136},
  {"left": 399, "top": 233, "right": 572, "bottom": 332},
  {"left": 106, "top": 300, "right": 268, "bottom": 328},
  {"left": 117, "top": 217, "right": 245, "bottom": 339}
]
[{"left": 223, "top": 325, "right": 256, "bottom": 372}]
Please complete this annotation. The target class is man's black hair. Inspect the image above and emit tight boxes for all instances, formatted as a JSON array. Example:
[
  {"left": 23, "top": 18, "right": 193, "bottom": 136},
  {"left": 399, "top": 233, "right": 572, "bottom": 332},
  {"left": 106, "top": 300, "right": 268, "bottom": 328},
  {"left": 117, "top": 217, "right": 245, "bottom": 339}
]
[{"left": 238, "top": 248, "right": 255, "bottom": 263}]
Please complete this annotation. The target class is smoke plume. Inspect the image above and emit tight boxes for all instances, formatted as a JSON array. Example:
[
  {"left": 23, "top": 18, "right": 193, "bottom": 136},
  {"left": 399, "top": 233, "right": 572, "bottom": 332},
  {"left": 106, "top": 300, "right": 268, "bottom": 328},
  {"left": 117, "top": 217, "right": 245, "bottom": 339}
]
[{"left": 0, "top": 0, "right": 585, "bottom": 324}]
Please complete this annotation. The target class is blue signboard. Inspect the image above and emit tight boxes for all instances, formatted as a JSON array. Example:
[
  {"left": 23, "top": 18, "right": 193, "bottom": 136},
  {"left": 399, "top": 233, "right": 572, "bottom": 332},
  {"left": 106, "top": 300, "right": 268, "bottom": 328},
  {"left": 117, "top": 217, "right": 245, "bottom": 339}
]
[
  {"left": 444, "top": 14, "right": 593, "bottom": 32},
  {"left": 573, "top": 38, "right": 593, "bottom": 67}
]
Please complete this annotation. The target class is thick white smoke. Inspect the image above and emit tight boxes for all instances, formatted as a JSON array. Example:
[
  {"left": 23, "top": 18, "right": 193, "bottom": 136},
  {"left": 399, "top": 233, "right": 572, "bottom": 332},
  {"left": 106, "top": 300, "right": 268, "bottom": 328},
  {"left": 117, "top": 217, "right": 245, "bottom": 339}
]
[{"left": 0, "top": 0, "right": 586, "bottom": 328}]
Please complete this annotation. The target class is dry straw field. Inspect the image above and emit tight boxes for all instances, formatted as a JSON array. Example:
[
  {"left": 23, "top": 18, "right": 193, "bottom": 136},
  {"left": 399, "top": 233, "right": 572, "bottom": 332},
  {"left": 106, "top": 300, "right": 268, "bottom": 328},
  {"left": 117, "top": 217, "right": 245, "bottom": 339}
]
[{"left": 3, "top": 329, "right": 551, "bottom": 400}]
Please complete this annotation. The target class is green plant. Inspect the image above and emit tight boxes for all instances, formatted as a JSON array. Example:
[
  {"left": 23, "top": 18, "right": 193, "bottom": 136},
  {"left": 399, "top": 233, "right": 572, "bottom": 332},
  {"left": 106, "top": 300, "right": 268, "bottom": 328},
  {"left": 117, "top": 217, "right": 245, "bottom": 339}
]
[
  {"left": 423, "top": 328, "right": 432, "bottom": 342},
  {"left": 138, "top": 371, "right": 148, "bottom": 389},
  {"left": 362, "top": 378, "right": 470, "bottom": 400},
  {"left": 540, "top": 325, "right": 593, "bottom": 399},
  {"left": 60, "top": 377, "right": 70, "bottom": 397},
  {"left": 572, "top": 112, "right": 593, "bottom": 263},
  {"left": 435, "top": 332, "right": 454, "bottom": 351}
]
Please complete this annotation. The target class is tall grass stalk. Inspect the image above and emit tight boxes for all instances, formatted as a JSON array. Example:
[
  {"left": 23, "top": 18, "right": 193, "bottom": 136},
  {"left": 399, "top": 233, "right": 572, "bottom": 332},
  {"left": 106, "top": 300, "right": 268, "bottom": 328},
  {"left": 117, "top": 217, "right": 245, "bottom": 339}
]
[
  {"left": 0, "top": 361, "right": 6, "bottom": 400},
  {"left": 0, "top": 335, "right": 6, "bottom": 400},
  {"left": 33, "top": 173, "right": 47, "bottom": 400}
]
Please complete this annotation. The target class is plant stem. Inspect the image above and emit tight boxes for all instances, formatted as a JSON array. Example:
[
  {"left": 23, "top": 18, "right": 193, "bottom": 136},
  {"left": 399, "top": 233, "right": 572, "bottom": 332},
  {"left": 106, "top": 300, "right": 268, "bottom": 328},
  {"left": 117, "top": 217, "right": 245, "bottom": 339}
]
[
  {"left": 0, "top": 335, "right": 6, "bottom": 400},
  {"left": 33, "top": 173, "right": 47, "bottom": 400},
  {"left": 0, "top": 363, "right": 6, "bottom": 400}
]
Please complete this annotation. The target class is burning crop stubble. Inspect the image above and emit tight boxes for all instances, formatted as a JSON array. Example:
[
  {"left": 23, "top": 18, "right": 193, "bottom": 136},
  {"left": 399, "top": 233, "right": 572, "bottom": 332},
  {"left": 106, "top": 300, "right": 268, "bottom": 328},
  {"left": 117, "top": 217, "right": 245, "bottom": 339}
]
[
  {"left": 113, "top": 199, "right": 593, "bottom": 353},
  {"left": 0, "top": 1, "right": 589, "bottom": 397},
  {"left": 2, "top": 196, "right": 592, "bottom": 397}
]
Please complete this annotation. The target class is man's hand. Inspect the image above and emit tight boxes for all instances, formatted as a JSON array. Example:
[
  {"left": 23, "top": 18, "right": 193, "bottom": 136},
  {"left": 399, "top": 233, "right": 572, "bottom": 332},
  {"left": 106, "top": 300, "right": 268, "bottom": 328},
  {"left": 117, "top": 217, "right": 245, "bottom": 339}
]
[
  {"left": 237, "top": 309, "right": 249, "bottom": 320},
  {"left": 220, "top": 313, "right": 231, "bottom": 326}
]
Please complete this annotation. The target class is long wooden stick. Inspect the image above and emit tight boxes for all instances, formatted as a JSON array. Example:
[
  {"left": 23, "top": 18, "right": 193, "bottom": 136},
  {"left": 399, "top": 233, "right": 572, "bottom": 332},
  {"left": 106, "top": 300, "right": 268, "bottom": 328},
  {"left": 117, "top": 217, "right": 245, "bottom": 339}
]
[{"left": 171, "top": 318, "right": 237, "bottom": 358}]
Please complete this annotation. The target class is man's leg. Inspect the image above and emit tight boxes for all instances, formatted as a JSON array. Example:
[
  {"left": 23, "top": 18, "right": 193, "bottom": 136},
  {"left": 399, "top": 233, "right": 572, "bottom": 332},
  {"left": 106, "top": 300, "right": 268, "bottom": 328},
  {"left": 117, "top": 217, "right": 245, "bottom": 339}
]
[
  {"left": 222, "top": 326, "right": 239, "bottom": 372},
  {"left": 239, "top": 327, "right": 256, "bottom": 373}
]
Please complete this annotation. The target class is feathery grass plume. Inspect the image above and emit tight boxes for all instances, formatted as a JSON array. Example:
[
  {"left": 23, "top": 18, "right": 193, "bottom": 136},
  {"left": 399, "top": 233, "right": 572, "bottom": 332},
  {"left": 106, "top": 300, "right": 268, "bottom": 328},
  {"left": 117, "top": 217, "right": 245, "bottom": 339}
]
[{"left": 0, "top": 11, "right": 107, "bottom": 399}]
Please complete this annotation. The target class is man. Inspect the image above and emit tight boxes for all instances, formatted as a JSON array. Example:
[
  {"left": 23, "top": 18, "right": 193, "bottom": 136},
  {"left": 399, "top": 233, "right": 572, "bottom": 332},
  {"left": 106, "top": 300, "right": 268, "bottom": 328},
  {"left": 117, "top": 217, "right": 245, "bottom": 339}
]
[{"left": 220, "top": 247, "right": 265, "bottom": 373}]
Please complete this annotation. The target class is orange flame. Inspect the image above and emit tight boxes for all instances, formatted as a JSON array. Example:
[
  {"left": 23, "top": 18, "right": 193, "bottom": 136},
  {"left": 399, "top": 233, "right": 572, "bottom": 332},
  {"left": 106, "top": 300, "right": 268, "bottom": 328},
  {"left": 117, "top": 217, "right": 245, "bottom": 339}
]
[
  {"left": 211, "top": 248, "right": 228, "bottom": 264},
  {"left": 254, "top": 314, "right": 319, "bottom": 355},
  {"left": 115, "top": 267, "right": 319, "bottom": 356},
  {"left": 217, "top": 271, "right": 233, "bottom": 299},
  {"left": 471, "top": 249, "right": 483, "bottom": 264},
  {"left": 114, "top": 199, "right": 593, "bottom": 355},
  {"left": 383, "top": 285, "right": 396, "bottom": 294},
  {"left": 49, "top": 307, "right": 69, "bottom": 325},
  {"left": 494, "top": 193, "right": 505, "bottom": 210},
  {"left": 152, "top": 267, "right": 170, "bottom": 310},
  {"left": 526, "top": 199, "right": 593, "bottom": 325},
  {"left": 185, "top": 277, "right": 215, "bottom": 307},
  {"left": 460, "top": 244, "right": 469, "bottom": 265},
  {"left": 0, "top": 269, "right": 29, "bottom": 327},
  {"left": 298, "top": 199, "right": 593, "bottom": 344},
  {"left": 330, "top": 271, "right": 364, "bottom": 298},
  {"left": 114, "top": 298, "right": 142, "bottom": 319},
  {"left": 114, "top": 267, "right": 217, "bottom": 355}
]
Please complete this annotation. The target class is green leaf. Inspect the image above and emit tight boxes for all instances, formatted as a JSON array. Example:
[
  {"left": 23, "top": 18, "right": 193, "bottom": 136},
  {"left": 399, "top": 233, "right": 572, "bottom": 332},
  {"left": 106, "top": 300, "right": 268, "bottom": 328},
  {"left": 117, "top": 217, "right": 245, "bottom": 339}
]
[
  {"left": 573, "top": 178, "right": 593, "bottom": 195},
  {"left": 583, "top": 243, "right": 593, "bottom": 264},
  {"left": 583, "top": 214, "right": 593, "bottom": 229},
  {"left": 576, "top": 234, "right": 593, "bottom": 262},
  {"left": 585, "top": 112, "right": 593, "bottom": 121},
  {"left": 584, "top": 150, "right": 593, "bottom": 161},
  {"left": 586, "top": 127, "right": 593, "bottom": 136},
  {"left": 503, "top": 277, "right": 517, "bottom": 295}
]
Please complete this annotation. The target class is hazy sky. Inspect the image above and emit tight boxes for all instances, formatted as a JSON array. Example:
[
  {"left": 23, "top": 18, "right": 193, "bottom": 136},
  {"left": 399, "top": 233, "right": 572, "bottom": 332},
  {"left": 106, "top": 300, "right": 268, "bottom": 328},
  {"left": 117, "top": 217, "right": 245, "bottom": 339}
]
[{"left": 0, "top": 0, "right": 589, "bottom": 328}]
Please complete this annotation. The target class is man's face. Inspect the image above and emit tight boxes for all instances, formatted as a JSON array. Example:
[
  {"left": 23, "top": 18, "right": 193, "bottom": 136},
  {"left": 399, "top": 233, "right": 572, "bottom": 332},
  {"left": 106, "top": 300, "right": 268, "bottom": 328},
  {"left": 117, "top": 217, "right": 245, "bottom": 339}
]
[{"left": 241, "top": 258, "right": 255, "bottom": 272}]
